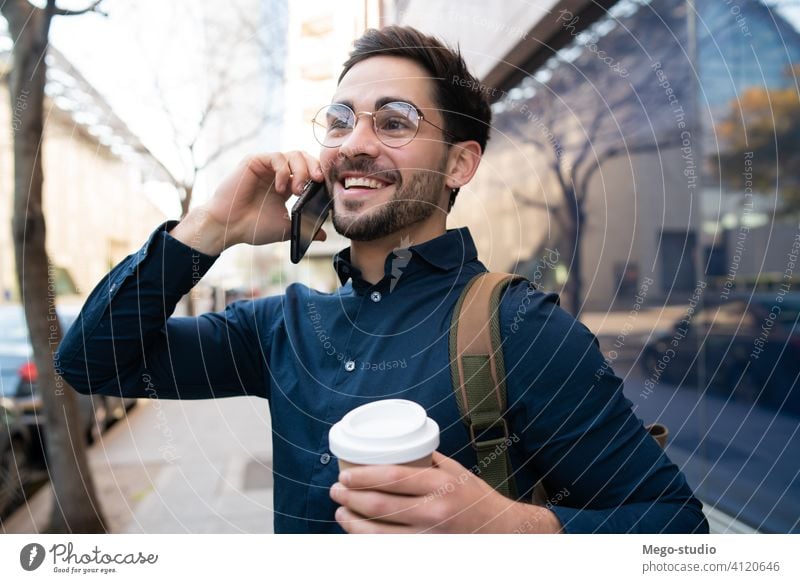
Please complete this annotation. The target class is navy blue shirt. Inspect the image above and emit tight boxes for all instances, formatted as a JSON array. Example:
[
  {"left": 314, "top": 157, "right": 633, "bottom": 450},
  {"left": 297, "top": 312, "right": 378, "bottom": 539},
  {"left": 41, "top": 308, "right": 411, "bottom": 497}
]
[{"left": 58, "top": 222, "right": 708, "bottom": 534}]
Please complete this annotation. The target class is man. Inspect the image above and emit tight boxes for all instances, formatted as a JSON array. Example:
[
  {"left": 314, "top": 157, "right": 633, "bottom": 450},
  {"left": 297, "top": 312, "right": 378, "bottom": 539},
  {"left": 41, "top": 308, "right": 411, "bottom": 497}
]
[{"left": 59, "top": 26, "right": 708, "bottom": 534}]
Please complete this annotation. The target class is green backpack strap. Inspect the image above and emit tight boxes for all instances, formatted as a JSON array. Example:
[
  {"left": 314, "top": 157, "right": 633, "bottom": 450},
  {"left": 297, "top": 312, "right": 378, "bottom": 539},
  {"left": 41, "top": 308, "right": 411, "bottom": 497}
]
[{"left": 449, "top": 272, "right": 525, "bottom": 499}]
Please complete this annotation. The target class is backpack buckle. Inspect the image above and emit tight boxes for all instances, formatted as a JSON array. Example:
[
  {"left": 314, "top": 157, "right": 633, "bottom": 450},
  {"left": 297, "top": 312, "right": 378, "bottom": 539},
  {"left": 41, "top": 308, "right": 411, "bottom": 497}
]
[{"left": 469, "top": 417, "right": 510, "bottom": 448}]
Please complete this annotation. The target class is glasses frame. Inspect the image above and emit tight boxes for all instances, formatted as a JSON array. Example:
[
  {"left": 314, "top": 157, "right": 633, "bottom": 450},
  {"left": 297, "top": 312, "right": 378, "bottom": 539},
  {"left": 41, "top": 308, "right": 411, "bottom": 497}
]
[{"left": 311, "top": 101, "right": 456, "bottom": 149}]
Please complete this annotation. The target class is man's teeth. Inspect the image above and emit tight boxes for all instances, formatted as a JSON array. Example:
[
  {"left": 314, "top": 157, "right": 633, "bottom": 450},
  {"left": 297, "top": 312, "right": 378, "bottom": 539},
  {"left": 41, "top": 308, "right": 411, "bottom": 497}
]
[{"left": 343, "top": 177, "right": 389, "bottom": 190}]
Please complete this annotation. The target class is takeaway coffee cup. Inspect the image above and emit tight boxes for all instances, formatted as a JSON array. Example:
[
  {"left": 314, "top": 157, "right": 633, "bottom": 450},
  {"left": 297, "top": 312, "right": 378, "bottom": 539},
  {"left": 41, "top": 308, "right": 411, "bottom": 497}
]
[{"left": 329, "top": 399, "right": 440, "bottom": 470}]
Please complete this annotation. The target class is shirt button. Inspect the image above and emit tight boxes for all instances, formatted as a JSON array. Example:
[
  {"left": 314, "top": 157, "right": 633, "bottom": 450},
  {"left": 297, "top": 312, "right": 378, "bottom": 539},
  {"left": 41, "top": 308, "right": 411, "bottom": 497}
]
[
  {"left": 344, "top": 360, "right": 356, "bottom": 372},
  {"left": 370, "top": 291, "right": 382, "bottom": 302},
  {"left": 320, "top": 453, "right": 331, "bottom": 464}
]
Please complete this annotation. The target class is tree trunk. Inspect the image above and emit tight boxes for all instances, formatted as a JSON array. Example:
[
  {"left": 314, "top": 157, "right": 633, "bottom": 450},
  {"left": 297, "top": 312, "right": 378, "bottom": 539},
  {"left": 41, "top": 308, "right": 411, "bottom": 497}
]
[
  {"left": 180, "top": 183, "right": 197, "bottom": 316},
  {"left": 3, "top": 0, "right": 105, "bottom": 533},
  {"left": 560, "top": 185, "right": 584, "bottom": 317}
]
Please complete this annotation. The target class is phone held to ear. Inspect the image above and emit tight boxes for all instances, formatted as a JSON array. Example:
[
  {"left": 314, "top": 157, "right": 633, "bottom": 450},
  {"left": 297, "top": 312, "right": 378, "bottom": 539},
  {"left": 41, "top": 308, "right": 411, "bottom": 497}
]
[{"left": 290, "top": 179, "right": 332, "bottom": 264}]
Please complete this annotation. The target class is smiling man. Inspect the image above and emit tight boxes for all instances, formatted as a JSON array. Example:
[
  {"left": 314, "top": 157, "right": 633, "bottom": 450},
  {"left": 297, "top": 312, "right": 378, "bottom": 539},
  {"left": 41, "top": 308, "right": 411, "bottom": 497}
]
[{"left": 59, "top": 26, "right": 708, "bottom": 534}]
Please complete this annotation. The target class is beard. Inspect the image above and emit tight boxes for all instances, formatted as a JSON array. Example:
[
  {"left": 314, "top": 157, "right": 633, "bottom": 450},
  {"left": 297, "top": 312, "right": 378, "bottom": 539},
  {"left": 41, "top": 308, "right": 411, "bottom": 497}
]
[{"left": 328, "top": 153, "right": 449, "bottom": 242}]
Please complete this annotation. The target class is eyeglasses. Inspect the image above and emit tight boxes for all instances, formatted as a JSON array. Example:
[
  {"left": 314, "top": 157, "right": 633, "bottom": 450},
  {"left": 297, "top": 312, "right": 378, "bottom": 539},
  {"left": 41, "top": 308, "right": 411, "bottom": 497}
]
[{"left": 311, "top": 101, "right": 455, "bottom": 148}]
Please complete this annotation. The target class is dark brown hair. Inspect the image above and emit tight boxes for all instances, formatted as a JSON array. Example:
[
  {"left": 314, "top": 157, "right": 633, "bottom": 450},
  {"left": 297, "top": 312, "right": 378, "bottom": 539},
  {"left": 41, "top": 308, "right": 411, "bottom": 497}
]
[{"left": 339, "top": 26, "right": 492, "bottom": 155}]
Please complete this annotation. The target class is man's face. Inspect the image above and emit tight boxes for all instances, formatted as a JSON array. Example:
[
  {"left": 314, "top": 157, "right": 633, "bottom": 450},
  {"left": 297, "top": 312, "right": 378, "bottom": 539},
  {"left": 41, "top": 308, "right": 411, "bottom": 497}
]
[{"left": 320, "top": 56, "right": 451, "bottom": 242}]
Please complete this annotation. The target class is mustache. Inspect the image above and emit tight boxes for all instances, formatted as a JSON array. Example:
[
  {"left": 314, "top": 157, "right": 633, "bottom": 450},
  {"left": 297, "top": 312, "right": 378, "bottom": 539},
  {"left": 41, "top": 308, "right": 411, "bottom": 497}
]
[{"left": 329, "top": 159, "right": 402, "bottom": 185}]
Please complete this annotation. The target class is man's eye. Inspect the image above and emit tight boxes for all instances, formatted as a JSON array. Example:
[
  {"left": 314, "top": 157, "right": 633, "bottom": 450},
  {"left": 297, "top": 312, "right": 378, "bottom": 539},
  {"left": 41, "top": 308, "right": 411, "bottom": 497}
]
[
  {"left": 380, "top": 117, "right": 413, "bottom": 132},
  {"left": 326, "top": 119, "right": 352, "bottom": 135}
]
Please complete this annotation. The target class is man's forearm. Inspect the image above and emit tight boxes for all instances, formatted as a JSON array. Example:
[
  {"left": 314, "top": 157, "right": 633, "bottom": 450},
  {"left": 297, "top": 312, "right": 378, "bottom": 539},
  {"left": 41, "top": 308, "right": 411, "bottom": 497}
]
[
  {"left": 170, "top": 206, "right": 228, "bottom": 256},
  {"left": 58, "top": 222, "right": 218, "bottom": 398}
]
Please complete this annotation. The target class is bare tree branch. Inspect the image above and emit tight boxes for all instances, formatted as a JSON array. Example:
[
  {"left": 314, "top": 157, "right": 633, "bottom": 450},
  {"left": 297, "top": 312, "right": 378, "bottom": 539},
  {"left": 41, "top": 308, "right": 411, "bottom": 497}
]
[
  {"left": 516, "top": 191, "right": 561, "bottom": 214},
  {"left": 47, "top": 0, "right": 107, "bottom": 18},
  {"left": 198, "top": 117, "right": 273, "bottom": 171},
  {"left": 132, "top": 142, "right": 181, "bottom": 186},
  {"left": 569, "top": 113, "right": 606, "bottom": 196},
  {"left": 577, "top": 137, "right": 685, "bottom": 199}
]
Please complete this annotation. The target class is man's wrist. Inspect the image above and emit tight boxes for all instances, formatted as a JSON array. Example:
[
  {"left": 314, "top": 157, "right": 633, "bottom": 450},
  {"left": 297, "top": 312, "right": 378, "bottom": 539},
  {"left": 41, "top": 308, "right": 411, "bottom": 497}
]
[
  {"left": 169, "top": 207, "right": 229, "bottom": 256},
  {"left": 500, "top": 501, "right": 564, "bottom": 534}
]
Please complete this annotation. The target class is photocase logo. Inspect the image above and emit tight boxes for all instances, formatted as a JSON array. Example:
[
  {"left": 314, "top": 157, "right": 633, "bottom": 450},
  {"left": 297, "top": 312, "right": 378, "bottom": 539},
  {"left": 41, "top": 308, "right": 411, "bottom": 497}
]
[{"left": 19, "top": 543, "right": 46, "bottom": 571}]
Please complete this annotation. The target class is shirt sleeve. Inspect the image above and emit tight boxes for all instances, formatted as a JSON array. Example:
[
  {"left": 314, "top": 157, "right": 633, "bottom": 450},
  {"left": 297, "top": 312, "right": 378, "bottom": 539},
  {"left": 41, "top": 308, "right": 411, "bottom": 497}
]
[
  {"left": 501, "top": 280, "right": 709, "bottom": 534},
  {"left": 57, "top": 221, "right": 269, "bottom": 401}
]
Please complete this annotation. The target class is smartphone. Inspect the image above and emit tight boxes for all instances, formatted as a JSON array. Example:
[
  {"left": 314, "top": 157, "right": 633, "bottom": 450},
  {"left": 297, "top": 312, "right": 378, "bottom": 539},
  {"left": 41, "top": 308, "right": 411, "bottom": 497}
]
[{"left": 290, "top": 179, "right": 332, "bottom": 264}]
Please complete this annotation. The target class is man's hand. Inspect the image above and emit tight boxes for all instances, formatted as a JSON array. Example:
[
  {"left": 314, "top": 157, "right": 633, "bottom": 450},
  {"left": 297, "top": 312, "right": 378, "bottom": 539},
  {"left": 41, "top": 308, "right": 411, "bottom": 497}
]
[
  {"left": 329, "top": 451, "right": 563, "bottom": 533},
  {"left": 171, "top": 151, "right": 327, "bottom": 256}
]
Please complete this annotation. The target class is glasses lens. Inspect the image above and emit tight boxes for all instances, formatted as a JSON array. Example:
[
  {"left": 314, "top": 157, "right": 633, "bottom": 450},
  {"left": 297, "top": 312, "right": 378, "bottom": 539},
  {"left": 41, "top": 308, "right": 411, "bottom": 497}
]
[
  {"left": 375, "top": 102, "right": 419, "bottom": 147},
  {"left": 313, "top": 104, "right": 355, "bottom": 147}
]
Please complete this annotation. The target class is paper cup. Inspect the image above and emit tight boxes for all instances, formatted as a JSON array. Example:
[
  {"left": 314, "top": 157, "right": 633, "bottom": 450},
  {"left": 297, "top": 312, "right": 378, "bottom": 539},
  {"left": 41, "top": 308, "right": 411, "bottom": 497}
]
[{"left": 329, "top": 399, "right": 440, "bottom": 470}]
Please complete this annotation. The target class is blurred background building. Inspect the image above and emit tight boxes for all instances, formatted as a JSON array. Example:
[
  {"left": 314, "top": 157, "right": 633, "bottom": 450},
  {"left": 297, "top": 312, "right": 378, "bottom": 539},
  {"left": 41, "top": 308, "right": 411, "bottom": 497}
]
[{"left": 0, "top": 43, "right": 168, "bottom": 301}]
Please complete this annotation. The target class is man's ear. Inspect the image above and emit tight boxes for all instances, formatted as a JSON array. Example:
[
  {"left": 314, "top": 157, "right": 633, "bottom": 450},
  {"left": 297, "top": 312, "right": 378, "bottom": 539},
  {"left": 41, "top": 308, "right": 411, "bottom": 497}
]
[{"left": 445, "top": 140, "right": 482, "bottom": 189}]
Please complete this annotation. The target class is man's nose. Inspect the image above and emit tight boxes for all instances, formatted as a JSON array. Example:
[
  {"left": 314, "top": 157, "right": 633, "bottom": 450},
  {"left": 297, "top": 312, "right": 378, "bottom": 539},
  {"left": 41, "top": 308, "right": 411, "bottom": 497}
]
[{"left": 337, "top": 115, "right": 381, "bottom": 158}]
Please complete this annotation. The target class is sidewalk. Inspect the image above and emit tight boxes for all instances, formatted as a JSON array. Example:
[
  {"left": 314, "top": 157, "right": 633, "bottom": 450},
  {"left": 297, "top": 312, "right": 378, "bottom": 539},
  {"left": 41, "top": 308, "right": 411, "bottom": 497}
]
[{"left": 2, "top": 397, "right": 275, "bottom": 533}]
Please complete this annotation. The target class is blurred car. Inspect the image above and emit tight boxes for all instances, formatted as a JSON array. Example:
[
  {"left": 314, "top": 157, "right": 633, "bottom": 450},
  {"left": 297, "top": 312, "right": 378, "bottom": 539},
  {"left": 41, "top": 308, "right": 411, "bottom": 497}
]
[
  {"left": 641, "top": 293, "right": 800, "bottom": 413},
  {"left": 0, "top": 304, "right": 136, "bottom": 462},
  {"left": 0, "top": 397, "right": 32, "bottom": 518}
]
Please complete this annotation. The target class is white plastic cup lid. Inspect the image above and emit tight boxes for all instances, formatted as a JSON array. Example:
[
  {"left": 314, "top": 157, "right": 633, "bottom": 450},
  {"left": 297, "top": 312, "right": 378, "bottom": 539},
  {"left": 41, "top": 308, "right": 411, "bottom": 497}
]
[{"left": 329, "top": 399, "right": 440, "bottom": 465}]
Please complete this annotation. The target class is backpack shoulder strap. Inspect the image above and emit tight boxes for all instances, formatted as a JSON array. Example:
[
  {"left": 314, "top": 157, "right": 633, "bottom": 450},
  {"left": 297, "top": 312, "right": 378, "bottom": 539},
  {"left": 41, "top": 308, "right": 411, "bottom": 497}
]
[
  {"left": 449, "top": 272, "right": 669, "bottom": 504},
  {"left": 449, "top": 272, "right": 525, "bottom": 499}
]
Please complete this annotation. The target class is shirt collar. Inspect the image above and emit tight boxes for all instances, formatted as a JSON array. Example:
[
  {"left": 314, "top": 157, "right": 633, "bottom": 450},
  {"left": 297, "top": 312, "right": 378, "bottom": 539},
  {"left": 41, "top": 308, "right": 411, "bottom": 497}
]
[{"left": 332, "top": 227, "right": 478, "bottom": 290}]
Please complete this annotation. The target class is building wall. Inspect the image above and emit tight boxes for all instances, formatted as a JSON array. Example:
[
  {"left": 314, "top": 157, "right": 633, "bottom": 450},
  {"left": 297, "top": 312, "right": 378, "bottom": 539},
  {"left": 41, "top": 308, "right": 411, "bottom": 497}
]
[
  {"left": 383, "top": 0, "right": 561, "bottom": 79},
  {"left": 448, "top": 138, "right": 555, "bottom": 273},
  {"left": 0, "top": 84, "right": 166, "bottom": 301},
  {"left": 282, "top": 0, "right": 382, "bottom": 153}
]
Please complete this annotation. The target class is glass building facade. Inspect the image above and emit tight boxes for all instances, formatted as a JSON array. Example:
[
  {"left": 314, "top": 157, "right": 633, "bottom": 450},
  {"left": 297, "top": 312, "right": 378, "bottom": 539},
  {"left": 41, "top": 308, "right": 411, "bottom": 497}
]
[{"left": 466, "top": 0, "right": 800, "bottom": 532}]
